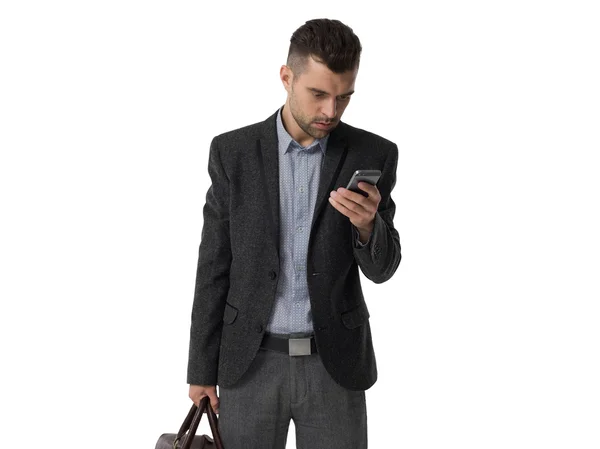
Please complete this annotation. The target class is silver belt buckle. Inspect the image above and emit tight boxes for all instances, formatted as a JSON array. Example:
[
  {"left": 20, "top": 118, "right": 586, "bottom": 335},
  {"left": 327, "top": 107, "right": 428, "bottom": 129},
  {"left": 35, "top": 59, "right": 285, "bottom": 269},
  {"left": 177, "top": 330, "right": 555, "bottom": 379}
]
[{"left": 289, "top": 338, "right": 311, "bottom": 356}]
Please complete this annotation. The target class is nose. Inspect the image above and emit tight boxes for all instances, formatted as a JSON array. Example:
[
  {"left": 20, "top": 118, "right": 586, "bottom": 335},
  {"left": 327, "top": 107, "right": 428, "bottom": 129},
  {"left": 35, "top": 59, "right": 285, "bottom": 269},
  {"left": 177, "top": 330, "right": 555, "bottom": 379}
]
[{"left": 321, "top": 98, "right": 337, "bottom": 120}]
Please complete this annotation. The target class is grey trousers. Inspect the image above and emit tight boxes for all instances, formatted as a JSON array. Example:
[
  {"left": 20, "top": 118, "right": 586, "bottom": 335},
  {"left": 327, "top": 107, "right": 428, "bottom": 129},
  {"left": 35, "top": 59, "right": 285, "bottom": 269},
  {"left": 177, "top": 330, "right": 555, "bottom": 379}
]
[{"left": 218, "top": 346, "right": 368, "bottom": 449}]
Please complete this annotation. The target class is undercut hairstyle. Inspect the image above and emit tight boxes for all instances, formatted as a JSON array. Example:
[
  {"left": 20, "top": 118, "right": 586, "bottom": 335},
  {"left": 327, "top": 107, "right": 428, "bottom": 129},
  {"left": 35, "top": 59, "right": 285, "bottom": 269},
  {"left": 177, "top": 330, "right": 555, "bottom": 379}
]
[{"left": 287, "top": 19, "right": 362, "bottom": 78}]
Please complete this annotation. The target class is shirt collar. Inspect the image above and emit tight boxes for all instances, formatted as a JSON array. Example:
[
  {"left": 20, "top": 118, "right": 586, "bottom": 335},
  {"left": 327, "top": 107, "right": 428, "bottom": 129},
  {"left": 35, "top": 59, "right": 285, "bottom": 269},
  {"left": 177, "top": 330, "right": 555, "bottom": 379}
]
[{"left": 276, "top": 106, "right": 329, "bottom": 156}]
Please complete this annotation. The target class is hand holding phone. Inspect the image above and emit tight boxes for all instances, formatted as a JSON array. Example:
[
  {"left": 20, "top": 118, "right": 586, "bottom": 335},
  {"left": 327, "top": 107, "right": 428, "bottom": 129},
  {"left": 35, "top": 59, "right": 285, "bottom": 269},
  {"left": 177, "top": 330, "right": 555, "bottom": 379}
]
[{"left": 345, "top": 170, "right": 381, "bottom": 197}]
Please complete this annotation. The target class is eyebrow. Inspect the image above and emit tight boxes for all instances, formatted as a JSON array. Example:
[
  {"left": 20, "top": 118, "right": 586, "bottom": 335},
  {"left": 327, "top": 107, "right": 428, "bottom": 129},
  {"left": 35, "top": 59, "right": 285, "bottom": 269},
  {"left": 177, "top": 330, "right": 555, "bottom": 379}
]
[{"left": 308, "top": 87, "right": 355, "bottom": 97}]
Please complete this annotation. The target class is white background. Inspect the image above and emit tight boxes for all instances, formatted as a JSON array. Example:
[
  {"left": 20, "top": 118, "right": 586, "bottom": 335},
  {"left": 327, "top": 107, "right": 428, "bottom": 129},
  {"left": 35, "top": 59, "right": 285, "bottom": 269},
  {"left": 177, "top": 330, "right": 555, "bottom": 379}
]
[{"left": 1, "top": 1, "right": 599, "bottom": 448}]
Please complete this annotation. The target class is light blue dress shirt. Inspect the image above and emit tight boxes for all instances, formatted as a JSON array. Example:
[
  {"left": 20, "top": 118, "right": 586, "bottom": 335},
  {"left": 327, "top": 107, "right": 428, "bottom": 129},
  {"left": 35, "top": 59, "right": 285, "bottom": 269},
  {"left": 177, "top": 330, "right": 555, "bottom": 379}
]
[{"left": 266, "top": 107, "right": 370, "bottom": 335}]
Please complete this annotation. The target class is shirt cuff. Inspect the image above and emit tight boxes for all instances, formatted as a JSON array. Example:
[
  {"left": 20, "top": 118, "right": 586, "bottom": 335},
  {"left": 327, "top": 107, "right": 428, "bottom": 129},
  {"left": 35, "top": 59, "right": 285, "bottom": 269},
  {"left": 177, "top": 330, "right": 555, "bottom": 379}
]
[{"left": 353, "top": 225, "right": 371, "bottom": 248}]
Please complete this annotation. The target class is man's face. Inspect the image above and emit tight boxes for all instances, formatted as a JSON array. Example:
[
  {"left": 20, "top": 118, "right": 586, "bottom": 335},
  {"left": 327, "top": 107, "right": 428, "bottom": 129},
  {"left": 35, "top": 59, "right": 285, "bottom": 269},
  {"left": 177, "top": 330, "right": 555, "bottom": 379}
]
[{"left": 281, "top": 56, "right": 358, "bottom": 145}]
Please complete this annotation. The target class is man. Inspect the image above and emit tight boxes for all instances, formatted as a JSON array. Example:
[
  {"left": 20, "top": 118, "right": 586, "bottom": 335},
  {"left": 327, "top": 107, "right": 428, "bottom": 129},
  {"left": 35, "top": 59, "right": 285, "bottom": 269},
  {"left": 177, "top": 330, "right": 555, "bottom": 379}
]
[{"left": 187, "top": 18, "right": 401, "bottom": 449}]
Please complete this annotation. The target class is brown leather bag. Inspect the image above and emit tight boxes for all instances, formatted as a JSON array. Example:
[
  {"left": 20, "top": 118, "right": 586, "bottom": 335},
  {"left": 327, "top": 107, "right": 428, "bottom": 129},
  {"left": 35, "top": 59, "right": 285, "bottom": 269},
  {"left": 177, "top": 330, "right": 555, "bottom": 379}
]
[{"left": 155, "top": 396, "right": 224, "bottom": 449}]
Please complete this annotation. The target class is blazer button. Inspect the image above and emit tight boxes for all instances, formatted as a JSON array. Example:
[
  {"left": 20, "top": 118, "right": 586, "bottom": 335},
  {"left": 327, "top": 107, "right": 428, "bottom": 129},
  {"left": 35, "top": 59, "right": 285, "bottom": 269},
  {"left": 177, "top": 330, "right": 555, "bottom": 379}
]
[
  {"left": 269, "top": 270, "right": 277, "bottom": 280},
  {"left": 255, "top": 324, "right": 264, "bottom": 333}
]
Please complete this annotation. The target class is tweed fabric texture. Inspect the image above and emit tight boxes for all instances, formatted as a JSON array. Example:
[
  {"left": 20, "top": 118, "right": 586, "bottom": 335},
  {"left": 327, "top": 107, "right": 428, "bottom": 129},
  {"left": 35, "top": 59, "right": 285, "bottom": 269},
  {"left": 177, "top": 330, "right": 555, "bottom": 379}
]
[{"left": 187, "top": 109, "right": 401, "bottom": 390}]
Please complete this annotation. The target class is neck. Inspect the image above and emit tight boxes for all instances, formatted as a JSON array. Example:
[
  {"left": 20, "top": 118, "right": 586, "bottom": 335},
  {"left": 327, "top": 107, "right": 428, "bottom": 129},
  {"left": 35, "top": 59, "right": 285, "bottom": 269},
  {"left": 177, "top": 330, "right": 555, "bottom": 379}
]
[{"left": 281, "top": 102, "right": 315, "bottom": 147}]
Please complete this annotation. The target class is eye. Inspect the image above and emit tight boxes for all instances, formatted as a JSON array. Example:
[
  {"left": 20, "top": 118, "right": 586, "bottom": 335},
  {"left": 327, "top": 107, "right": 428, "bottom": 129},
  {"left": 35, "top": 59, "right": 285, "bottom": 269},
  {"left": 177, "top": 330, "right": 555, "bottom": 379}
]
[
  {"left": 313, "top": 92, "right": 324, "bottom": 98},
  {"left": 338, "top": 95, "right": 351, "bottom": 101}
]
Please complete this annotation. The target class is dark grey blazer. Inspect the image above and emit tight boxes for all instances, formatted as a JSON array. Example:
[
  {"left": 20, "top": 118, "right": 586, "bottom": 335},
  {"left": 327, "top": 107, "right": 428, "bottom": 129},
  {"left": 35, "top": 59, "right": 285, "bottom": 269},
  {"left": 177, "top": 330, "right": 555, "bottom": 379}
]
[{"left": 187, "top": 109, "right": 401, "bottom": 391}]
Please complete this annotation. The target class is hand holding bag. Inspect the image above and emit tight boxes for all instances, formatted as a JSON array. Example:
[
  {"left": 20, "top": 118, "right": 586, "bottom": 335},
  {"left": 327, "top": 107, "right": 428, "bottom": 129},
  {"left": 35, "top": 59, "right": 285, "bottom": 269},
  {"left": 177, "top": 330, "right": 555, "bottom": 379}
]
[{"left": 156, "top": 396, "right": 224, "bottom": 449}]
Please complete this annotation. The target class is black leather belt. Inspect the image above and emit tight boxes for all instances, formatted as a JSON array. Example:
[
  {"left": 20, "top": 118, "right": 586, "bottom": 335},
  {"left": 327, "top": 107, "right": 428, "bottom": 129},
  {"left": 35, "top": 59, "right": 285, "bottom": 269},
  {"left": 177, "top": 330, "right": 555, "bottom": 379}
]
[{"left": 260, "top": 333, "right": 317, "bottom": 356}]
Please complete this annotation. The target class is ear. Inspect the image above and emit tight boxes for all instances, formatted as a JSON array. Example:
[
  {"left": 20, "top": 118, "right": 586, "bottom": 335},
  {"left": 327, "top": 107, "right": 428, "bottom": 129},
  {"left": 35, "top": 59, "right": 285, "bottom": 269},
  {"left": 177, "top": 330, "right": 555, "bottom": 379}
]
[{"left": 280, "top": 65, "right": 293, "bottom": 93}]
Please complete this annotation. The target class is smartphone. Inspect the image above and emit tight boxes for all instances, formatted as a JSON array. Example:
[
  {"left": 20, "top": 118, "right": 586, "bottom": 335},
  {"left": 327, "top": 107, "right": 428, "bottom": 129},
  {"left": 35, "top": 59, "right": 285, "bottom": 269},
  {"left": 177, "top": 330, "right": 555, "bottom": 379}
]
[{"left": 345, "top": 169, "right": 382, "bottom": 196}]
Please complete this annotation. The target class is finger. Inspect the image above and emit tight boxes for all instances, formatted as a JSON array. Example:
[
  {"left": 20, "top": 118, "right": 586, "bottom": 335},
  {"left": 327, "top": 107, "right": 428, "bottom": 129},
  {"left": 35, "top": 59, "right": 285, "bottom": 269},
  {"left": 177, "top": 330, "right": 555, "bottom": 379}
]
[
  {"left": 207, "top": 391, "right": 220, "bottom": 414},
  {"left": 337, "top": 187, "right": 378, "bottom": 211},
  {"left": 335, "top": 187, "right": 369, "bottom": 205},
  {"left": 190, "top": 391, "right": 206, "bottom": 407},
  {"left": 193, "top": 395, "right": 204, "bottom": 407},
  {"left": 332, "top": 189, "right": 376, "bottom": 215},
  {"left": 330, "top": 190, "right": 364, "bottom": 214},
  {"left": 328, "top": 196, "right": 360, "bottom": 220},
  {"left": 357, "top": 181, "right": 376, "bottom": 192},
  {"left": 351, "top": 183, "right": 380, "bottom": 209},
  {"left": 358, "top": 182, "right": 381, "bottom": 202},
  {"left": 328, "top": 197, "right": 348, "bottom": 218}
]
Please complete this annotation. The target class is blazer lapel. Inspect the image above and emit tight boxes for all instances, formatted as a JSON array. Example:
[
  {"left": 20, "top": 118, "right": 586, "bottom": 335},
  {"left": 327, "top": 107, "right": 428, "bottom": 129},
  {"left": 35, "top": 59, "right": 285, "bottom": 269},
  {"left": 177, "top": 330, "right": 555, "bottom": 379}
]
[
  {"left": 256, "top": 111, "right": 349, "bottom": 257},
  {"left": 257, "top": 111, "right": 281, "bottom": 256},
  {"left": 311, "top": 124, "right": 349, "bottom": 230}
]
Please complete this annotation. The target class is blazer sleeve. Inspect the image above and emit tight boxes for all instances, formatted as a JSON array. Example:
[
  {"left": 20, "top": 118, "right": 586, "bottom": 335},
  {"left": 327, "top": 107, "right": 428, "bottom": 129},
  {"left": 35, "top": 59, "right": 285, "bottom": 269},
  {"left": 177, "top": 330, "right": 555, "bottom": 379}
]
[
  {"left": 187, "top": 136, "right": 232, "bottom": 386},
  {"left": 352, "top": 225, "right": 372, "bottom": 247},
  {"left": 352, "top": 142, "right": 401, "bottom": 283}
]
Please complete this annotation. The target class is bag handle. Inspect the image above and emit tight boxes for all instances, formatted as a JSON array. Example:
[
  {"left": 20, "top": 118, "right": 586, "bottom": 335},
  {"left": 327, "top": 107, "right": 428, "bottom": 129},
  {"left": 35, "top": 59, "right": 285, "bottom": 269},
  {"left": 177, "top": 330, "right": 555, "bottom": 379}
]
[
  {"left": 174, "top": 404, "right": 197, "bottom": 443},
  {"left": 204, "top": 398, "right": 223, "bottom": 448},
  {"left": 176, "top": 396, "right": 224, "bottom": 449}
]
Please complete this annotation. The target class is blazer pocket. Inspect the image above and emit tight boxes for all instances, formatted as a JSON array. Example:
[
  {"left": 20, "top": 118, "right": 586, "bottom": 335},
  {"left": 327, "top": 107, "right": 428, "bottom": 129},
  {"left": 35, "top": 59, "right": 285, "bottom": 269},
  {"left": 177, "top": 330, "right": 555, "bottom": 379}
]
[
  {"left": 341, "top": 302, "right": 370, "bottom": 329},
  {"left": 223, "top": 302, "right": 239, "bottom": 325}
]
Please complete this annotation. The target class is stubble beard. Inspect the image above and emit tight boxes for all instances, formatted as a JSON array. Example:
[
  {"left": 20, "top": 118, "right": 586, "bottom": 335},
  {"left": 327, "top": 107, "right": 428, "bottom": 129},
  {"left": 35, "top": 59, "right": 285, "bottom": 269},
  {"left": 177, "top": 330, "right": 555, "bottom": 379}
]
[
  {"left": 289, "top": 91, "right": 336, "bottom": 141},
  {"left": 296, "top": 115, "right": 328, "bottom": 140}
]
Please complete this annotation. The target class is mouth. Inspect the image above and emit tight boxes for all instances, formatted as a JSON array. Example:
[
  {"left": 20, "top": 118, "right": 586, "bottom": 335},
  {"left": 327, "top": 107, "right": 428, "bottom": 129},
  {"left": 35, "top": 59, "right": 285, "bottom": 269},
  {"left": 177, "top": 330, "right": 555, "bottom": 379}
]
[{"left": 313, "top": 121, "right": 334, "bottom": 130}]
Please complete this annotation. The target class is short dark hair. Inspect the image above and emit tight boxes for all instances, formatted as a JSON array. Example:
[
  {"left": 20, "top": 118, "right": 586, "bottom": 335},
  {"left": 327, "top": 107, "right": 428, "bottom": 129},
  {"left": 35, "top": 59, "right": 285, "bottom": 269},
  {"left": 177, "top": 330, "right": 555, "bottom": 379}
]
[{"left": 287, "top": 19, "right": 362, "bottom": 77}]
